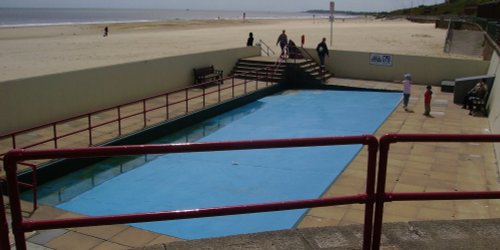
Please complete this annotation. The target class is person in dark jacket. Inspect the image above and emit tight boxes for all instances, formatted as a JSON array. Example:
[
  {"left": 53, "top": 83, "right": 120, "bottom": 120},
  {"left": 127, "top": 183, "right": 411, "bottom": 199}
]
[
  {"left": 246, "top": 32, "right": 254, "bottom": 46},
  {"left": 316, "top": 37, "right": 329, "bottom": 71},
  {"left": 276, "top": 30, "right": 288, "bottom": 57}
]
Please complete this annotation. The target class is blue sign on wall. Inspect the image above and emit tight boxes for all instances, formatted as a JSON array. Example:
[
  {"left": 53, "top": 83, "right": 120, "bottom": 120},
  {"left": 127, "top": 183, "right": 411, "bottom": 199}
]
[{"left": 369, "top": 53, "right": 393, "bottom": 66}]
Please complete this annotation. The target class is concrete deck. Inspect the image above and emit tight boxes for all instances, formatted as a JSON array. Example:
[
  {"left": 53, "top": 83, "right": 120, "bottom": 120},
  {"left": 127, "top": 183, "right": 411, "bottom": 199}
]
[{"left": 2, "top": 77, "right": 499, "bottom": 249}]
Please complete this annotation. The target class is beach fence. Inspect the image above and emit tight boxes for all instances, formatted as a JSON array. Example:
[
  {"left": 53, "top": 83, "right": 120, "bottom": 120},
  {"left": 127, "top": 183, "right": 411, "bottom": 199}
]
[{"left": 3, "top": 134, "right": 500, "bottom": 249}]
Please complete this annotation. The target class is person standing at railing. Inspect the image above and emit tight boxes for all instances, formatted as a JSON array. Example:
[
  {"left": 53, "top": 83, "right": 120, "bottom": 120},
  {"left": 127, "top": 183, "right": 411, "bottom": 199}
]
[
  {"left": 276, "top": 30, "right": 288, "bottom": 58},
  {"left": 246, "top": 32, "right": 254, "bottom": 46},
  {"left": 316, "top": 37, "right": 329, "bottom": 73}
]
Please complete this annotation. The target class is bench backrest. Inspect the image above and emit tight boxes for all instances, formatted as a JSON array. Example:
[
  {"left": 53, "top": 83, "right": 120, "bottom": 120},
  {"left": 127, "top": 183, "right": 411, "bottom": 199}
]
[{"left": 194, "top": 65, "right": 215, "bottom": 76}]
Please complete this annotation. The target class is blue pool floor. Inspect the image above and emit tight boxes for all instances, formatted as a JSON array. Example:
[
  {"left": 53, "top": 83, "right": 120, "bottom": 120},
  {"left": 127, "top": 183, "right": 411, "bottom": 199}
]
[{"left": 27, "top": 89, "right": 402, "bottom": 240}]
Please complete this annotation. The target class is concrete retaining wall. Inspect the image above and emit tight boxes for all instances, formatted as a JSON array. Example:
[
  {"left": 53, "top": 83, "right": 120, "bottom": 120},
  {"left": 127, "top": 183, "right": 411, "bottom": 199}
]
[
  {"left": 306, "top": 49, "right": 489, "bottom": 85},
  {"left": 0, "top": 47, "right": 260, "bottom": 135},
  {"left": 0, "top": 47, "right": 493, "bottom": 137}
]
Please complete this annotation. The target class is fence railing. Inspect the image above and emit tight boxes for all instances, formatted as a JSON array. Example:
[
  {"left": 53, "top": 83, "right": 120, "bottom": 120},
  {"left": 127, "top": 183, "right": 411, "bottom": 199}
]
[
  {"left": 0, "top": 64, "right": 283, "bottom": 169},
  {"left": 3, "top": 135, "right": 379, "bottom": 250},
  {"left": 0, "top": 60, "right": 284, "bottom": 225},
  {"left": 371, "top": 133, "right": 500, "bottom": 249},
  {"left": 2, "top": 134, "right": 500, "bottom": 249},
  {"left": 0, "top": 183, "right": 9, "bottom": 250},
  {"left": 258, "top": 39, "right": 276, "bottom": 56},
  {"left": 466, "top": 16, "right": 500, "bottom": 46},
  {"left": 444, "top": 19, "right": 455, "bottom": 53}
]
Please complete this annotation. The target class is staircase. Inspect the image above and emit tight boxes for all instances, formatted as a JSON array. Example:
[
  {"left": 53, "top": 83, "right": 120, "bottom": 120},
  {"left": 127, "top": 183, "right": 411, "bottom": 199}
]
[
  {"left": 230, "top": 57, "right": 286, "bottom": 82},
  {"left": 231, "top": 55, "right": 333, "bottom": 83}
]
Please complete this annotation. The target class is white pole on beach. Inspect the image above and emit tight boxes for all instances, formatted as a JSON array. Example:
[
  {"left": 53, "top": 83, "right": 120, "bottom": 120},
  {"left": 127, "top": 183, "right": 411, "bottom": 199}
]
[{"left": 329, "top": 1, "right": 335, "bottom": 47}]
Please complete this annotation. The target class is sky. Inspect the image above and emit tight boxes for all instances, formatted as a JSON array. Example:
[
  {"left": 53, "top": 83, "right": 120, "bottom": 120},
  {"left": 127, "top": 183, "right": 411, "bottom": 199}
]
[{"left": 0, "top": 0, "right": 446, "bottom": 12}]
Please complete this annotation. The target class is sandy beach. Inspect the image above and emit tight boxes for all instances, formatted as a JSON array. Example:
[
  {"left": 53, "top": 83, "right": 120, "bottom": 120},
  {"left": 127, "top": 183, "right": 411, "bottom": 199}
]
[{"left": 0, "top": 17, "right": 481, "bottom": 82}]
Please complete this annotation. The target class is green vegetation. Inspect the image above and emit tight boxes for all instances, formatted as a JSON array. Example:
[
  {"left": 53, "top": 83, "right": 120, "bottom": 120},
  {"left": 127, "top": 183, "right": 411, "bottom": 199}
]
[
  {"left": 307, "top": 0, "right": 494, "bottom": 17},
  {"left": 385, "top": 0, "right": 493, "bottom": 16}
]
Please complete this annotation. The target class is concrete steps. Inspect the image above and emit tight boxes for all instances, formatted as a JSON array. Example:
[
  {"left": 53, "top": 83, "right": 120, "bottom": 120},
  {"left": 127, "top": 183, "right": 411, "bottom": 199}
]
[{"left": 230, "top": 56, "right": 333, "bottom": 83}]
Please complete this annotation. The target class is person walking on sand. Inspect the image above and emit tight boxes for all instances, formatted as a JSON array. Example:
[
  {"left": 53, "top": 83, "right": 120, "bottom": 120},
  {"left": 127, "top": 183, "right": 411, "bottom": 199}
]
[
  {"left": 276, "top": 30, "right": 288, "bottom": 57},
  {"left": 402, "top": 73, "right": 412, "bottom": 111},
  {"left": 103, "top": 26, "right": 108, "bottom": 37},
  {"left": 424, "top": 85, "right": 433, "bottom": 116},
  {"left": 246, "top": 32, "right": 254, "bottom": 46},
  {"left": 316, "top": 37, "right": 329, "bottom": 72}
]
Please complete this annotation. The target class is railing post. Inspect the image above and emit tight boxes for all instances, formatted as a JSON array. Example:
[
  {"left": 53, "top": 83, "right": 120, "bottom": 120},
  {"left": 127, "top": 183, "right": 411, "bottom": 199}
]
[
  {"left": 143, "top": 100, "right": 147, "bottom": 128},
  {"left": 166, "top": 94, "right": 169, "bottom": 120},
  {"left": 255, "top": 71, "right": 259, "bottom": 90},
  {"left": 88, "top": 114, "right": 93, "bottom": 146},
  {"left": 362, "top": 137, "right": 378, "bottom": 250},
  {"left": 185, "top": 89, "right": 189, "bottom": 114},
  {"left": 4, "top": 156, "right": 28, "bottom": 250},
  {"left": 0, "top": 184, "right": 11, "bottom": 249},
  {"left": 53, "top": 124, "right": 58, "bottom": 148},
  {"left": 31, "top": 165, "right": 38, "bottom": 210},
  {"left": 218, "top": 81, "right": 221, "bottom": 103},
  {"left": 203, "top": 87, "right": 206, "bottom": 108},
  {"left": 372, "top": 136, "right": 392, "bottom": 250},
  {"left": 117, "top": 106, "right": 122, "bottom": 136},
  {"left": 232, "top": 77, "right": 235, "bottom": 98}
]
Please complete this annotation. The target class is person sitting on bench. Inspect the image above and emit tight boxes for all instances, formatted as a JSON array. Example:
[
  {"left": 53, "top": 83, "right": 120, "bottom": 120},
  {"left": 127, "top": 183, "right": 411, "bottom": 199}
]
[{"left": 462, "top": 79, "right": 488, "bottom": 110}]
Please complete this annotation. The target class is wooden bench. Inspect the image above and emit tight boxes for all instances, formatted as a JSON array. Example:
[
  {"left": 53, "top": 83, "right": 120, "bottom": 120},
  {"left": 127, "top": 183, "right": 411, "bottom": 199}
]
[{"left": 193, "top": 65, "right": 223, "bottom": 85}]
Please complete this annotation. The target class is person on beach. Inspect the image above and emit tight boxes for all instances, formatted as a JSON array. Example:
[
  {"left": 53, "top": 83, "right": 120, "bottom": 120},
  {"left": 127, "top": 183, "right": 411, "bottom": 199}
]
[
  {"left": 246, "top": 32, "right": 254, "bottom": 46},
  {"left": 103, "top": 26, "right": 108, "bottom": 37},
  {"left": 402, "top": 73, "right": 412, "bottom": 111},
  {"left": 276, "top": 30, "right": 288, "bottom": 57},
  {"left": 316, "top": 37, "right": 329, "bottom": 72},
  {"left": 424, "top": 85, "right": 433, "bottom": 116}
]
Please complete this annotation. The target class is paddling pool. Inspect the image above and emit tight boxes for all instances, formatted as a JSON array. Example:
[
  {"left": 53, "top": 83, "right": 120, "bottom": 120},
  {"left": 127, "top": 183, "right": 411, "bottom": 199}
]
[{"left": 23, "top": 89, "right": 401, "bottom": 240}]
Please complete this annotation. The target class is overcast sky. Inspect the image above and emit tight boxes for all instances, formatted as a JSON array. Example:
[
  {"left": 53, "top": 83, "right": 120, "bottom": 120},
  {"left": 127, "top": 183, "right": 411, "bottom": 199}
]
[{"left": 0, "top": 0, "right": 446, "bottom": 12}]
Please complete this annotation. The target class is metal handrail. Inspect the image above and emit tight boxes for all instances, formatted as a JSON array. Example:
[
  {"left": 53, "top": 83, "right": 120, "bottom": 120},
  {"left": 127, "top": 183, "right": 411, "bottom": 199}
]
[
  {"left": 444, "top": 19, "right": 454, "bottom": 53},
  {"left": 371, "top": 133, "right": 500, "bottom": 249},
  {"left": 0, "top": 183, "right": 9, "bottom": 250},
  {"left": 0, "top": 159, "right": 37, "bottom": 211},
  {"left": 3, "top": 134, "right": 500, "bottom": 249},
  {"left": 0, "top": 64, "right": 281, "bottom": 162},
  {"left": 258, "top": 39, "right": 276, "bottom": 56},
  {"left": 3, "top": 135, "right": 378, "bottom": 250}
]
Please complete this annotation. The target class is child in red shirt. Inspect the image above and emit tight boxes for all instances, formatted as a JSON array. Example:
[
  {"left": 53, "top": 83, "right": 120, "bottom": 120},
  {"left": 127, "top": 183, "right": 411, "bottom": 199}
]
[{"left": 424, "top": 85, "right": 433, "bottom": 116}]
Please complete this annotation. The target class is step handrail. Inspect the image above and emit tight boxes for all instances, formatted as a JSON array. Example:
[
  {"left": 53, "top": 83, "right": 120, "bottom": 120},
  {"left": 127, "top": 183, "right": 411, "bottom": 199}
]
[{"left": 259, "top": 39, "right": 276, "bottom": 56}]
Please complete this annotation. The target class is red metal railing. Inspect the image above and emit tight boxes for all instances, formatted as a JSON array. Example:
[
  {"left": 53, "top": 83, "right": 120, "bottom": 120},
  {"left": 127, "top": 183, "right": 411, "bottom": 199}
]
[
  {"left": 0, "top": 64, "right": 282, "bottom": 163},
  {"left": 372, "top": 133, "right": 500, "bottom": 249},
  {"left": 0, "top": 161, "right": 38, "bottom": 211},
  {"left": 3, "top": 135, "right": 378, "bottom": 250},
  {"left": 0, "top": 182, "right": 10, "bottom": 250},
  {"left": 0, "top": 61, "right": 283, "bottom": 215}
]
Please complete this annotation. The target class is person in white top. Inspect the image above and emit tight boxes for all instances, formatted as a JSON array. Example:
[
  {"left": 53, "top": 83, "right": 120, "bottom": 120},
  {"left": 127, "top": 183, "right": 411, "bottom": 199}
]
[{"left": 402, "top": 73, "right": 412, "bottom": 111}]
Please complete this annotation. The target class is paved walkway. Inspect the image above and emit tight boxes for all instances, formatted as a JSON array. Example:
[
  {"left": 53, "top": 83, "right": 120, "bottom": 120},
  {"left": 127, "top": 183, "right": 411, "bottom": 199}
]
[{"left": 2, "top": 77, "right": 499, "bottom": 249}]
